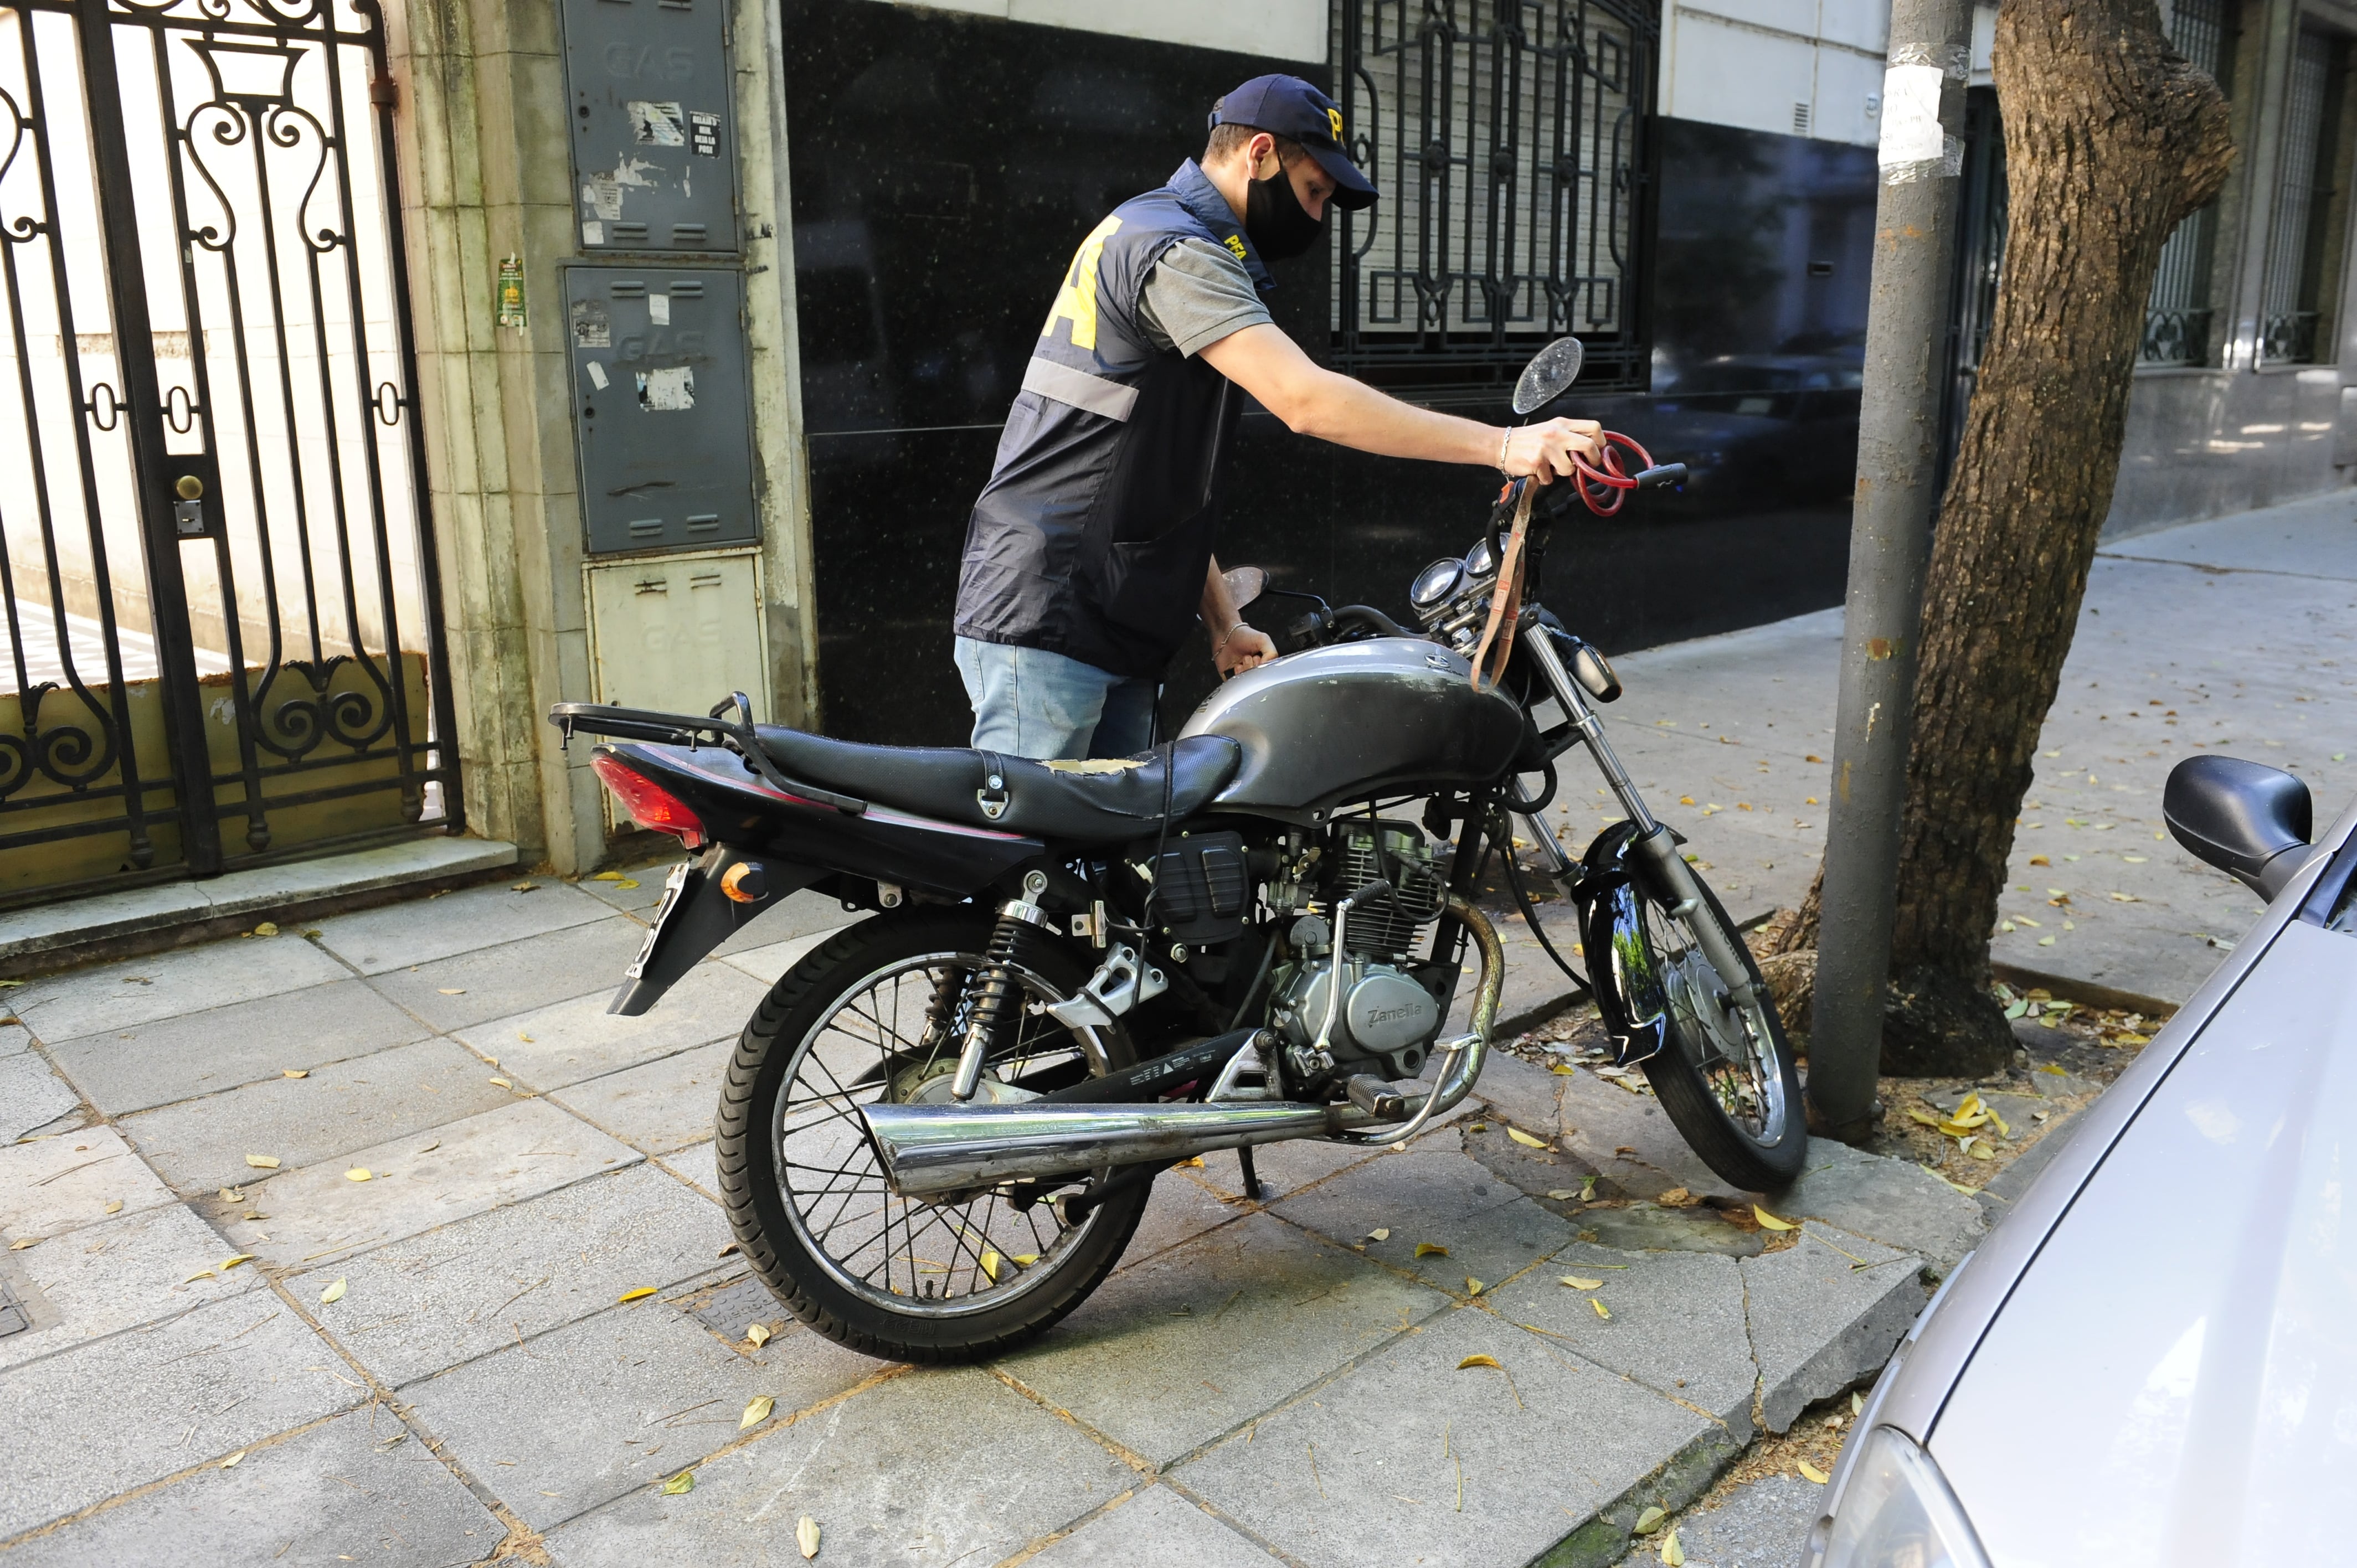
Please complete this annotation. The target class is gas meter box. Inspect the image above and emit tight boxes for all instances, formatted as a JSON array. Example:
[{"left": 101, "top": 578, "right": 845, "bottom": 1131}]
[
  {"left": 560, "top": 0, "right": 738, "bottom": 253},
  {"left": 565, "top": 264, "right": 757, "bottom": 555}
]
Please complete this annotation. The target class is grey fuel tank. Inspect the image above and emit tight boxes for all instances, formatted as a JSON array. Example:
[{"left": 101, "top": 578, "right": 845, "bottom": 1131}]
[{"left": 1176, "top": 638, "right": 1525, "bottom": 818}]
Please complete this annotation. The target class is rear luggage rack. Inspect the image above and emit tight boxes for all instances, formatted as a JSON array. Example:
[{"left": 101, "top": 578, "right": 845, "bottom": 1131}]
[{"left": 550, "top": 693, "right": 867, "bottom": 815}]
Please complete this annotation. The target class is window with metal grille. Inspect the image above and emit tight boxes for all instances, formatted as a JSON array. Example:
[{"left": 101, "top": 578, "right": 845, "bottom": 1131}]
[
  {"left": 2142, "top": 0, "right": 2235, "bottom": 365},
  {"left": 2260, "top": 28, "right": 2348, "bottom": 365},
  {"left": 1330, "top": 0, "right": 1659, "bottom": 402}
]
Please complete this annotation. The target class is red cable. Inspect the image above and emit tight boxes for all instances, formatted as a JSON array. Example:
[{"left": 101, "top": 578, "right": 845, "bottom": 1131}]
[{"left": 1566, "top": 431, "right": 1655, "bottom": 517}]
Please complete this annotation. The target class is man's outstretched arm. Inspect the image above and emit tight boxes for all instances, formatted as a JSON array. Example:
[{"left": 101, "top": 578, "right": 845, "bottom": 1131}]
[{"left": 1197, "top": 323, "right": 1602, "bottom": 482}]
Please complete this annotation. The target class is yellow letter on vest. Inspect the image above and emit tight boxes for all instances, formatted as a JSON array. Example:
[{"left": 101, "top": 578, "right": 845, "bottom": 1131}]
[{"left": 1041, "top": 215, "right": 1122, "bottom": 352}]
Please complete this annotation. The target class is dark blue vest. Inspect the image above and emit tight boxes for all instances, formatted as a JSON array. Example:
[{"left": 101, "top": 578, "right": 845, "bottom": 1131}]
[{"left": 955, "top": 161, "right": 1272, "bottom": 679}]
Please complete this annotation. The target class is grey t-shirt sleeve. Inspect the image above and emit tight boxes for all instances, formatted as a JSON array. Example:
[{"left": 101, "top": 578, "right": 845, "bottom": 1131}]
[{"left": 1136, "top": 237, "right": 1274, "bottom": 357}]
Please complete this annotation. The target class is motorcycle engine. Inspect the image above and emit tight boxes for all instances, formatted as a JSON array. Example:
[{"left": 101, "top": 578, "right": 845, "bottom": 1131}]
[{"left": 1267, "top": 820, "right": 1450, "bottom": 1082}]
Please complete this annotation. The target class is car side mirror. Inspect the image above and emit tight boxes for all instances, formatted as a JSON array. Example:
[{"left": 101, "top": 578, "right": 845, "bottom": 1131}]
[{"left": 2164, "top": 755, "right": 2314, "bottom": 900}]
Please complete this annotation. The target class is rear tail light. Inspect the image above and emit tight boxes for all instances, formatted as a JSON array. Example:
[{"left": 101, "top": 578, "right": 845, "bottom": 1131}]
[{"left": 591, "top": 754, "right": 705, "bottom": 849}]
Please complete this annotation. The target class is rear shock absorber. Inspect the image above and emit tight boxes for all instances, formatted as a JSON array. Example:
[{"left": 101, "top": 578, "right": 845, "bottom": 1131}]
[{"left": 951, "top": 880, "right": 1054, "bottom": 1100}]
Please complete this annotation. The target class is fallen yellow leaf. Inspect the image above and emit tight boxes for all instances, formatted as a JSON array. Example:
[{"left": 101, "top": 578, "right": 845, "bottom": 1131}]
[
  {"left": 613, "top": 879, "right": 640, "bottom": 890},
  {"left": 1465, "top": 1276, "right": 1486, "bottom": 1296},
  {"left": 104, "top": 1199, "right": 122, "bottom": 1214},
  {"left": 8, "top": 1237, "right": 38, "bottom": 1251},
  {"left": 796, "top": 1515, "right": 821, "bottom": 1560},
  {"left": 1662, "top": 1525, "right": 1686, "bottom": 1566},
  {"left": 220, "top": 1451, "right": 246, "bottom": 1469},
  {"left": 1561, "top": 1276, "right": 1603, "bottom": 1290},
  {"left": 345, "top": 1168, "right": 372, "bottom": 1182},
  {"left": 437, "top": 988, "right": 465, "bottom": 995},
  {"left": 1799, "top": 1459, "right": 1831, "bottom": 1484},
  {"left": 281, "top": 1069, "right": 307, "bottom": 1080},
  {"left": 745, "top": 1323, "right": 773, "bottom": 1347},
  {"left": 1457, "top": 1354, "right": 1502, "bottom": 1370},
  {"left": 1414, "top": 1242, "right": 1449, "bottom": 1258},
  {"left": 244, "top": 1154, "right": 280, "bottom": 1169},
  {"left": 1753, "top": 1205, "right": 1797, "bottom": 1231},
  {"left": 1507, "top": 1127, "right": 1549, "bottom": 1149},
  {"left": 183, "top": 1267, "right": 216, "bottom": 1283},
  {"left": 1546, "top": 1190, "right": 1581, "bottom": 1201},
  {"left": 320, "top": 1277, "right": 347, "bottom": 1304},
  {"left": 618, "top": 1287, "right": 657, "bottom": 1303},
  {"left": 1012, "top": 1253, "right": 1040, "bottom": 1266},
  {"left": 219, "top": 1254, "right": 254, "bottom": 1271},
  {"left": 1907, "top": 1109, "right": 1943, "bottom": 1128},
  {"left": 1592, "top": 1298, "right": 1612, "bottom": 1320},
  {"left": 660, "top": 1469, "right": 694, "bottom": 1495},
  {"left": 488, "top": 1077, "right": 512, "bottom": 1089},
  {"left": 1550, "top": 1062, "right": 1577, "bottom": 1075},
  {"left": 1659, "top": 1187, "right": 1700, "bottom": 1208},
  {"left": 740, "top": 1396, "right": 774, "bottom": 1430},
  {"left": 218, "top": 1187, "right": 243, "bottom": 1202},
  {"left": 1368, "top": 1227, "right": 1391, "bottom": 1242},
  {"left": 979, "top": 1250, "right": 1004, "bottom": 1281},
  {"left": 253, "top": 922, "right": 279, "bottom": 937},
  {"left": 593, "top": 870, "right": 625, "bottom": 881},
  {"left": 1634, "top": 1504, "right": 1667, "bottom": 1535}
]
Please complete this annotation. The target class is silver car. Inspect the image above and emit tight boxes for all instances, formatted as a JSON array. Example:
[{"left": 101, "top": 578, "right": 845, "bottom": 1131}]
[{"left": 1804, "top": 754, "right": 2356, "bottom": 1566}]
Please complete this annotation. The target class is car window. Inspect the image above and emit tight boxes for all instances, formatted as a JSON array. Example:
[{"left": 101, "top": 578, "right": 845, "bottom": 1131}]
[{"left": 2303, "top": 833, "right": 2357, "bottom": 932}]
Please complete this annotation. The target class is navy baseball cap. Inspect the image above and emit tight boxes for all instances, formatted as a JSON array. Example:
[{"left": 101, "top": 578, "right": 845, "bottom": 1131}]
[{"left": 1211, "top": 75, "right": 1378, "bottom": 210}]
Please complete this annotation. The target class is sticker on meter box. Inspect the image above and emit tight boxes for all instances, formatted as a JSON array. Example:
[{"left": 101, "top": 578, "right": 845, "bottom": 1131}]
[
  {"left": 637, "top": 367, "right": 696, "bottom": 412},
  {"left": 626, "top": 100, "right": 687, "bottom": 147},
  {"left": 689, "top": 111, "right": 721, "bottom": 157}
]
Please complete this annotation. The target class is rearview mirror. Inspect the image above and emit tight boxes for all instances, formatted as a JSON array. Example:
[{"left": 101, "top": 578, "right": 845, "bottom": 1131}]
[
  {"left": 1512, "top": 337, "right": 1585, "bottom": 415},
  {"left": 2164, "top": 755, "right": 2315, "bottom": 900},
  {"left": 1222, "top": 565, "right": 1267, "bottom": 612}
]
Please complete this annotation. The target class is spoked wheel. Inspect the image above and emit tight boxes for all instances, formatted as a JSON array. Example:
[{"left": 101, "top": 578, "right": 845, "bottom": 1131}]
[
  {"left": 715, "top": 910, "right": 1149, "bottom": 1363},
  {"left": 1619, "top": 873, "right": 1807, "bottom": 1190}
]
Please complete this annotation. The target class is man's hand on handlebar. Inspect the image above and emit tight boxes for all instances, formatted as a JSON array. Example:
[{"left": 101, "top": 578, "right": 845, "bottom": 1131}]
[
  {"left": 1214, "top": 622, "right": 1276, "bottom": 678},
  {"left": 1499, "top": 419, "right": 1603, "bottom": 485}
]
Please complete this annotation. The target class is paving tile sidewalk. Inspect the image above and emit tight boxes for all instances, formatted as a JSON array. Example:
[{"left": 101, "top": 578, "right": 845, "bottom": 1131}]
[
  {"left": 1, "top": 875, "right": 1940, "bottom": 1566},
  {"left": 1, "top": 499, "right": 2338, "bottom": 1565}
]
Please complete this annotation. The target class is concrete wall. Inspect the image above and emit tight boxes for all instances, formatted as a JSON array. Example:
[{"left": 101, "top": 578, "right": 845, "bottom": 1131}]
[
  {"left": 850, "top": 0, "right": 1327, "bottom": 63},
  {"left": 380, "top": 0, "right": 816, "bottom": 871}
]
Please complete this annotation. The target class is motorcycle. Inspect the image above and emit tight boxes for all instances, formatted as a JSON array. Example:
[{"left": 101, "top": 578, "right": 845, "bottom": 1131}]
[{"left": 548, "top": 337, "right": 1804, "bottom": 1364}]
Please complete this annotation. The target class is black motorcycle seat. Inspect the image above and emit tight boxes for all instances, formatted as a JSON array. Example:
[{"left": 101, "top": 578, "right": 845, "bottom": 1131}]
[{"left": 752, "top": 727, "right": 1243, "bottom": 842}]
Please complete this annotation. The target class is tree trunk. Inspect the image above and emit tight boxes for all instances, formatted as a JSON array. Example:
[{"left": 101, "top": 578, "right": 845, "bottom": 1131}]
[{"left": 1770, "top": 0, "right": 2234, "bottom": 1075}]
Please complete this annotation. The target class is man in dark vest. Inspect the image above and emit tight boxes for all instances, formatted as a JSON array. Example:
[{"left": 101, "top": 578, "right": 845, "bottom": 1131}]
[{"left": 954, "top": 74, "right": 1604, "bottom": 760}]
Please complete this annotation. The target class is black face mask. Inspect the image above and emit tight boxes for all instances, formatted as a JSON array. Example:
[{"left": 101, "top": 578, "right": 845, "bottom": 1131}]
[{"left": 1244, "top": 164, "right": 1325, "bottom": 261}]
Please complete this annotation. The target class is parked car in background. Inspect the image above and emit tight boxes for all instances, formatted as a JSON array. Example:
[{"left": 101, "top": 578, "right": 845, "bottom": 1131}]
[{"left": 1805, "top": 754, "right": 2356, "bottom": 1567}]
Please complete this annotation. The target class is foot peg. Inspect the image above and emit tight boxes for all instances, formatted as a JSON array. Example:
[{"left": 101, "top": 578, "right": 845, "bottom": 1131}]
[{"left": 1345, "top": 1074, "right": 1408, "bottom": 1121}]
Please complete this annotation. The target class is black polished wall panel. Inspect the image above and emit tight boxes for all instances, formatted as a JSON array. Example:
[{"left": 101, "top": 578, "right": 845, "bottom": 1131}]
[{"left": 785, "top": 0, "right": 1880, "bottom": 746}]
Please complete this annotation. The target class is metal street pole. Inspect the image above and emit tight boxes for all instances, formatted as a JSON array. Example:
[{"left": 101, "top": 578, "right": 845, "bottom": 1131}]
[{"left": 1808, "top": 0, "right": 1975, "bottom": 1142}]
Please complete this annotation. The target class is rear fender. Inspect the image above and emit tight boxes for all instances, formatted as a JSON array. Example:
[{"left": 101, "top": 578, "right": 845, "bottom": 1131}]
[
  {"left": 1569, "top": 821, "right": 1669, "bottom": 1066},
  {"left": 611, "top": 843, "right": 819, "bottom": 1016}
]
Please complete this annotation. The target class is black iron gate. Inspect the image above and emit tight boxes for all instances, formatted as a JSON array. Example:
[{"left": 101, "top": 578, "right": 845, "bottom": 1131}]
[
  {"left": 1331, "top": 0, "right": 1658, "bottom": 400},
  {"left": 0, "top": 0, "right": 458, "bottom": 905}
]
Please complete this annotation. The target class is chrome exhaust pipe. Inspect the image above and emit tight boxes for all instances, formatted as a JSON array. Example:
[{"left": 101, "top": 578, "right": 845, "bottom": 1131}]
[
  {"left": 863, "top": 1098, "right": 1337, "bottom": 1198},
  {"left": 861, "top": 898, "right": 1506, "bottom": 1199}
]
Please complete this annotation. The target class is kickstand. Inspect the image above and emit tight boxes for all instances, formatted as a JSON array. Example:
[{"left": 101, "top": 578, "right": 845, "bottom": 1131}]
[{"left": 1236, "top": 1145, "right": 1267, "bottom": 1201}]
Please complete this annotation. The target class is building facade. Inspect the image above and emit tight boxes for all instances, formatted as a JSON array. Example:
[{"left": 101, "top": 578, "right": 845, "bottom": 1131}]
[{"left": 4, "top": 0, "right": 2351, "bottom": 901}]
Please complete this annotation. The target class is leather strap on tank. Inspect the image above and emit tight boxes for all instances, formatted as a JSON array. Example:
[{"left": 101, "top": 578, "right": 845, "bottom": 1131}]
[{"left": 1469, "top": 480, "right": 1535, "bottom": 693}]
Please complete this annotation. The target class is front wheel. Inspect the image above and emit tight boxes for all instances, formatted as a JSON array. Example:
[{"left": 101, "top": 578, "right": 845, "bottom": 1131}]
[
  {"left": 714, "top": 909, "right": 1150, "bottom": 1363},
  {"left": 1605, "top": 870, "right": 1807, "bottom": 1190}
]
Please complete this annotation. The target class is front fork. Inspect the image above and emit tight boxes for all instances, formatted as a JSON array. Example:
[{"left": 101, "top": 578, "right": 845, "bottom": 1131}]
[{"left": 1519, "top": 623, "right": 1759, "bottom": 1012}]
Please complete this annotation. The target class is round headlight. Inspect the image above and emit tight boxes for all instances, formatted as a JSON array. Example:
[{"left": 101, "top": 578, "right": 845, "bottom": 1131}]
[{"left": 1409, "top": 558, "right": 1464, "bottom": 611}]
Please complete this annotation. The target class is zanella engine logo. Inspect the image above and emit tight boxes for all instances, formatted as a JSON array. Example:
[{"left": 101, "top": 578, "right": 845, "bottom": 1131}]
[{"left": 1365, "top": 1004, "right": 1421, "bottom": 1025}]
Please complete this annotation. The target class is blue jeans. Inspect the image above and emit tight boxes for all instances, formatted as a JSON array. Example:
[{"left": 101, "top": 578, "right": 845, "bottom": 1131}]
[{"left": 953, "top": 637, "right": 1158, "bottom": 761}]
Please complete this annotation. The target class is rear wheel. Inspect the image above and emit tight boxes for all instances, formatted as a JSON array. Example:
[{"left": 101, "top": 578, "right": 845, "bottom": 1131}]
[
  {"left": 715, "top": 910, "right": 1149, "bottom": 1363},
  {"left": 1622, "top": 874, "right": 1807, "bottom": 1190}
]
